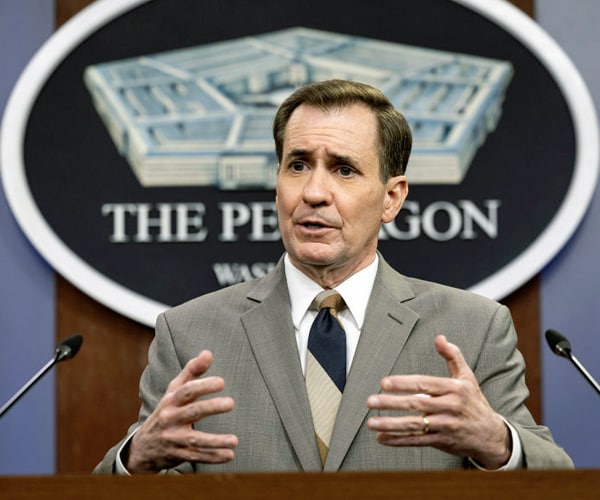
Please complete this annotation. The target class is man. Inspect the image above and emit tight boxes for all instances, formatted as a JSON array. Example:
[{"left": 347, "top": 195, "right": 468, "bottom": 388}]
[{"left": 95, "top": 79, "right": 572, "bottom": 474}]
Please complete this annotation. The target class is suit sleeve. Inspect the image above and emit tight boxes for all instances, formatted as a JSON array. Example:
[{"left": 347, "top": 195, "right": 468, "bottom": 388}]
[
  {"left": 473, "top": 304, "right": 573, "bottom": 469},
  {"left": 93, "top": 313, "right": 193, "bottom": 474}
]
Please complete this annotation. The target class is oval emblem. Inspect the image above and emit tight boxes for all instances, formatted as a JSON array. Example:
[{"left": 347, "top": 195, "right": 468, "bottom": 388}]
[{"left": 2, "top": 0, "right": 597, "bottom": 326}]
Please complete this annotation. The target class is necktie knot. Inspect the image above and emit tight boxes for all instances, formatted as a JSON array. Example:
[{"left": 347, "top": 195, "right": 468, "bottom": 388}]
[{"left": 312, "top": 290, "right": 346, "bottom": 318}]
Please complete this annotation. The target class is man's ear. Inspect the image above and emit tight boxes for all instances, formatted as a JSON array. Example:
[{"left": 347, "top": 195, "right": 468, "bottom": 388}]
[{"left": 382, "top": 175, "right": 408, "bottom": 223}]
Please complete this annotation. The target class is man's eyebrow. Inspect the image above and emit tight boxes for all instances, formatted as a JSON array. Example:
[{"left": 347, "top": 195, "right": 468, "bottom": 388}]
[
  {"left": 331, "top": 153, "right": 356, "bottom": 166},
  {"left": 284, "top": 149, "right": 356, "bottom": 166},
  {"left": 285, "top": 148, "right": 309, "bottom": 160}
]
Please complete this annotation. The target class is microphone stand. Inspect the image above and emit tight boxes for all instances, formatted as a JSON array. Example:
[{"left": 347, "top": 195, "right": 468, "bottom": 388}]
[
  {"left": 561, "top": 349, "right": 600, "bottom": 396},
  {"left": 0, "top": 357, "right": 57, "bottom": 417},
  {"left": 0, "top": 334, "right": 83, "bottom": 418}
]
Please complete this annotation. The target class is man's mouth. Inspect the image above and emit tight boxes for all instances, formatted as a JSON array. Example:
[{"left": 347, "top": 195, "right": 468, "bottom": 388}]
[
  {"left": 302, "top": 221, "right": 327, "bottom": 229},
  {"left": 295, "top": 214, "right": 339, "bottom": 232}
]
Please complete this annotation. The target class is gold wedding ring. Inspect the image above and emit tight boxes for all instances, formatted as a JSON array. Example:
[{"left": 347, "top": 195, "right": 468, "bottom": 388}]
[{"left": 422, "top": 415, "right": 430, "bottom": 434}]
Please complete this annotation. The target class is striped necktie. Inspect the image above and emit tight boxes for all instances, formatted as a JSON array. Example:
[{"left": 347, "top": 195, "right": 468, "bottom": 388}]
[{"left": 306, "top": 290, "right": 346, "bottom": 466}]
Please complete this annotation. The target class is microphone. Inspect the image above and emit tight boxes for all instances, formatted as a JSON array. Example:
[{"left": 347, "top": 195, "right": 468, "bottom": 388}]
[
  {"left": 0, "top": 334, "right": 83, "bottom": 418},
  {"left": 545, "top": 329, "right": 600, "bottom": 396}
]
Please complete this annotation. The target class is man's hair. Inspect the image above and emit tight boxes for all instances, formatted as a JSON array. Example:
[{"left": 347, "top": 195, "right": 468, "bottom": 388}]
[{"left": 273, "top": 79, "right": 413, "bottom": 181}]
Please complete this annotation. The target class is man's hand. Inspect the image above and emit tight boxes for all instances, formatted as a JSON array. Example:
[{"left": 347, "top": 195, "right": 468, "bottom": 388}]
[
  {"left": 366, "top": 335, "right": 511, "bottom": 470},
  {"left": 126, "top": 350, "right": 238, "bottom": 473}
]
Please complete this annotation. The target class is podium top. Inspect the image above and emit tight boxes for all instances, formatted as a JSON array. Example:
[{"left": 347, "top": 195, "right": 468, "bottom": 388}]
[{"left": 1, "top": 469, "right": 598, "bottom": 500}]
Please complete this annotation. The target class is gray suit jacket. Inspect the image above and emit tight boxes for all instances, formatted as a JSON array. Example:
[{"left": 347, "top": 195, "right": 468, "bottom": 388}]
[{"left": 94, "top": 255, "right": 573, "bottom": 473}]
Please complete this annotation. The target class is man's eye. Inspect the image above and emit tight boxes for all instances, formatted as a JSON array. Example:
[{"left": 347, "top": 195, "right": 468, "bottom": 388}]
[
  {"left": 339, "top": 166, "right": 354, "bottom": 177},
  {"left": 290, "top": 161, "right": 306, "bottom": 172}
]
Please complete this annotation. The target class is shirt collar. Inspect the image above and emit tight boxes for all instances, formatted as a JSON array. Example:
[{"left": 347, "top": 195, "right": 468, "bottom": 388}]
[{"left": 284, "top": 253, "right": 379, "bottom": 329}]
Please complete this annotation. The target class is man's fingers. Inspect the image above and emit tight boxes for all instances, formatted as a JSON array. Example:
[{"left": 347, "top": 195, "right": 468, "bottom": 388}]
[
  {"left": 379, "top": 374, "right": 448, "bottom": 396},
  {"left": 378, "top": 336, "right": 473, "bottom": 393},
  {"left": 186, "top": 430, "right": 238, "bottom": 451},
  {"left": 162, "top": 430, "right": 238, "bottom": 465},
  {"left": 161, "top": 396, "right": 235, "bottom": 426},
  {"left": 171, "top": 377, "right": 226, "bottom": 406},
  {"left": 182, "top": 396, "right": 235, "bottom": 424},
  {"left": 367, "top": 414, "right": 433, "bottom": 436},
  {"left": 128, "top": 351, "right": 239, "bottom": 473},
  {"left": 434, "top": 335, "right": 470, "bottom": 380},
  {"left": 166, "top": 350, "right": 214, "bottom": 394},
  {"left": 367, "top": 392, "right": 436, "bottom": 414},
  {"left": 186, "top": 448, "right": 236, "bottom": 465}
]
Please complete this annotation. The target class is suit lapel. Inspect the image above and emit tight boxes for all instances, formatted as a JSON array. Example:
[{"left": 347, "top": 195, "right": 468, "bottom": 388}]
[
  {"left": 240, "top": 260, "right": 322, "bottom": 471},
  {"left": 325, "top": 258, "right": 419, "bottom": 470}
]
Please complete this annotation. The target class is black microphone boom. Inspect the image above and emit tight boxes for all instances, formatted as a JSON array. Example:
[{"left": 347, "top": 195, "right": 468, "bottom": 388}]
[
  {"left": 545, "top": 329, "right": 600, "bottom": 396},
  {"left": 0, "top": 334, "right": 83, "bottom": 418}
]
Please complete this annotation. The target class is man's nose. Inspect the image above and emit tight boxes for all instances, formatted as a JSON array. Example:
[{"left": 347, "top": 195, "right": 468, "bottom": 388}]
[{"left": 302, "top": 167, "right": 333, "bottom": 205}]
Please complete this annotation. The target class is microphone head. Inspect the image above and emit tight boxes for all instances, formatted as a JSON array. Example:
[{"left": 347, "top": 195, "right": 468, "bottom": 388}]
[
  {"left": 55, "top": 334, "right": 83, "bottom": 362},
  {"left": 545, "top": 329, "right": 572, "bottom": 358}
]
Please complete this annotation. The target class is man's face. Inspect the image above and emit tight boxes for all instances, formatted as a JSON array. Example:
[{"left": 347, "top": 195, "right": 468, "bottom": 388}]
[{"left": 276, "top": 103, "right": 408, "bottom": 285}]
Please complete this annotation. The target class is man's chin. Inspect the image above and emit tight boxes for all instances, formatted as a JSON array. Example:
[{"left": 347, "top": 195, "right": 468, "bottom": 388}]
[{"left": 287, "top": 248, "right": 337, "bottom": 269}]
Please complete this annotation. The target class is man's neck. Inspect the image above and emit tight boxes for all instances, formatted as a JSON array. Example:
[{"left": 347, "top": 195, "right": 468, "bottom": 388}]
[{"left": 286, "top": 253, "right": 378, "bottom": 289}]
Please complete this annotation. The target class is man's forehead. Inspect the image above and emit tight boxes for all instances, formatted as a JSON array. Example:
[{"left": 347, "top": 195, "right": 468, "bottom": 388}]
[
  {"left": 288, "top": 101, "right": 375, "bottom": 120},
  {"left": 283, "top": 102, "right": 377, "bottom": 141},
  {"left": 281, "top": 103, "right": 380, "bottom": 167}
]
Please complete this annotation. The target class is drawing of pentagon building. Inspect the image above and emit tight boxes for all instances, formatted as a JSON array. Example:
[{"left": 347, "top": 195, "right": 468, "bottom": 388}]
[{"left": 84, "top": 27, "right": 513, "bottom": 188}]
